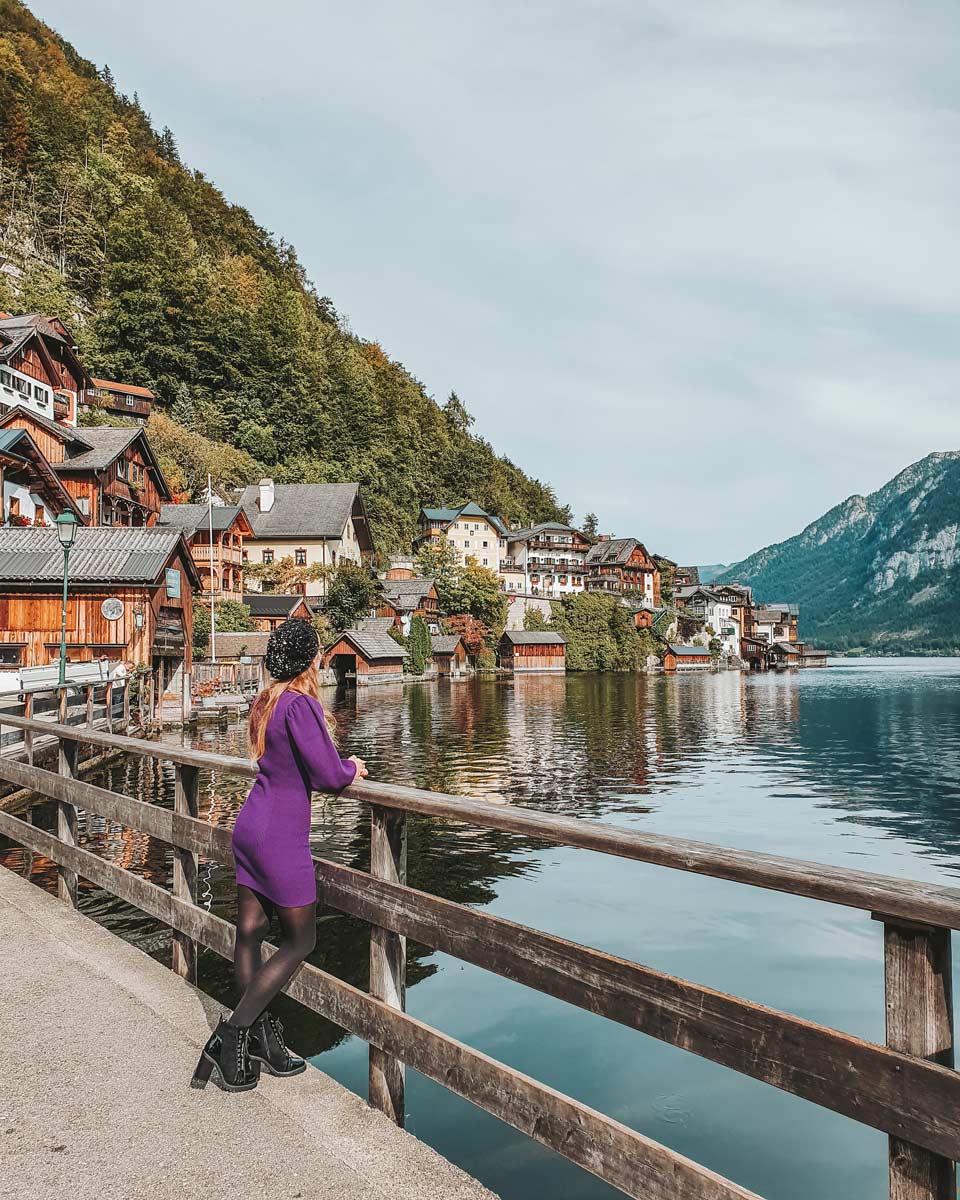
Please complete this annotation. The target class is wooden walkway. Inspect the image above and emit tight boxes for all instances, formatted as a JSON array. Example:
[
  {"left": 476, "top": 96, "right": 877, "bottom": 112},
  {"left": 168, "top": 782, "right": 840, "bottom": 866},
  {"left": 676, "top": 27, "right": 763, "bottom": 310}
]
[
  {"left": 0, "top": 705, "right": 957, "bottom": 1200},
  {"left": 0, "top": 866, "right": 496, "bottom": 1200}
]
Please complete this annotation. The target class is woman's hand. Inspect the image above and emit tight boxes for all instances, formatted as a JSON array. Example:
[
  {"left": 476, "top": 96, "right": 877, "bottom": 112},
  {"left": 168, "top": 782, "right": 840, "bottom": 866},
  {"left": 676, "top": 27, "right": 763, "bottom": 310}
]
[{"left": 348, "top": 755, "right": 369, "bottom": 779}]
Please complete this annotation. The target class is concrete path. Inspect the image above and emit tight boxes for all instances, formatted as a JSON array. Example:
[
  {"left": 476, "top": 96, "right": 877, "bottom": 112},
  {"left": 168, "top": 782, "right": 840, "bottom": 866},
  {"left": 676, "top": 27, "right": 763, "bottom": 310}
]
[{"left": 0, "top": 867, "right": 498, "bottom": 1200}]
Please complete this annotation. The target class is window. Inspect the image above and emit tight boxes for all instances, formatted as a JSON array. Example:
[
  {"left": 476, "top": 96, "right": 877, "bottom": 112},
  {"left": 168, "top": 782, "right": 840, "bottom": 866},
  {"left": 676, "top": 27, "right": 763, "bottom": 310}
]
[
  {"left": 295, "top": 548, "right": 307, "bottom": 566},
  {"left": 262, "top": 550, "right": 274, "bottom": 565},
  {"left": 117, "top": 460, "right": 127, "bottom": 480},
  {"left": 482, "top": 557, "right": 488, "bottom": 566},
  {"left": 8, "top": 497, "right": 19, "bottom": 517},
  {"left": 35, "top": 505, "right": 46, "bottom": 525},
  {"left": 77, "top": 497, "right": 90, "bottom": 516},
  {"left": 463, "top": 540, "right": 470, "bottom": 548},
  {"left": 126, "top": 396, "right": 135, "bottom": 407},
  {"left": 482, "top": 540, "right": 488, "bottom": 548}
]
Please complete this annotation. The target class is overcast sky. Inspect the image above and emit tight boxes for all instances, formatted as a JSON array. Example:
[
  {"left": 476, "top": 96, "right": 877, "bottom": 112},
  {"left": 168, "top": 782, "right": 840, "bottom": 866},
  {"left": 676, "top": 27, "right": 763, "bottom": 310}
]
[{"left": 32, "top": 1, "right": 960, "bottom": 563}]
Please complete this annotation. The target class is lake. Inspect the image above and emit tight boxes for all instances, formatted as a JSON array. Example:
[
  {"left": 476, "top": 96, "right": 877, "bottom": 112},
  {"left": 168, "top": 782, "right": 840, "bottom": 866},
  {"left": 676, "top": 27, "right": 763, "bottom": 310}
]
[{"left": 4, "top": 659, "right": 960, "bottom": 1200}]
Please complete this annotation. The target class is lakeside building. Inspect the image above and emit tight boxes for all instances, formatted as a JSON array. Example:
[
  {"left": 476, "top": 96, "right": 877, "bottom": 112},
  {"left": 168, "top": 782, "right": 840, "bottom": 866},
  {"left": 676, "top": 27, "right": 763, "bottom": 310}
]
[
  {"left": 751, "top": 604, "right": 799, "bottom": 644},
  {"left": 323, "top": 628, "right": 408, "bottom": 685},
  {"left": 585, "top": 537, "right": 661, "bottom": 604},
  {"left": 498, "top": 630, "right": 567, "bottom": 673},
  {"left": 0, "top": 525, "right": 198, "bottom": 717},
  {"left": 662, "top": 644, "right": 713, "bottom": 671},
  {"left": 674, "top": 584, "right": 749, "bottom": 659},
  {"left": 158, "top": 503, "right": 253, "bottom": 602},
  {"left": 413, "top": 503, "right": 508, "bottom": 571},
  {"left": 0, "top": 407, "right": 170, "bottom": 526},
  {"left": 502, "top": 522, "right": 592, "bottom": 598},
  {"left": 430, "top": 634, "right": 469, "bottom": 677},
  {"left": 239, "top": 479, "right": 374, "bottom": 597}
]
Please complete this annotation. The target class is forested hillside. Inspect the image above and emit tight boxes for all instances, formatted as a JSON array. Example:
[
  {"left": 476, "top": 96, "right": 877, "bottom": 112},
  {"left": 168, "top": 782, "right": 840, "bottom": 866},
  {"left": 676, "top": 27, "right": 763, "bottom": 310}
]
[
  {"left": 719, "top": 452, "right": 960, "bottom": 654},
  {"left": 0, "top": 0, "right": 570, "bottom": 551}
]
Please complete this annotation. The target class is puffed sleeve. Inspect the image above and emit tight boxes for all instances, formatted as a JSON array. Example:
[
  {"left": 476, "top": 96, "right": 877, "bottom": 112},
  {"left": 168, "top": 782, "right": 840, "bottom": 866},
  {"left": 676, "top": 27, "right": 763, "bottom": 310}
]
[{"left": 286, "top": 694, "right": 358, "bottom": 792}]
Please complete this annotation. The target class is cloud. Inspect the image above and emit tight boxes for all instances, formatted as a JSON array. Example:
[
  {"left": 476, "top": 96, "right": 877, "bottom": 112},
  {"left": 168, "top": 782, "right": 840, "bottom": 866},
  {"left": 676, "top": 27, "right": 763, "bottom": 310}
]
[{"left": 32, "top": 0, "right": 960, "bottom": 562}]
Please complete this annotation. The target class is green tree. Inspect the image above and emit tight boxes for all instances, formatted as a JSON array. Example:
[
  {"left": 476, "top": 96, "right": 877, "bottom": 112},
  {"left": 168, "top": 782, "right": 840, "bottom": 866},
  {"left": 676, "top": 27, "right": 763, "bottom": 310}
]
[
  {"left": 406, "top": 615, "right": 431, "bottom": 675},
  {"left": 192, "top": 598, "right": 254, "bottom": 657},
  {"left": 582, "top": 512, "right": 599, "bottom": 539},
  {"left": 415, "top": 539, "right": 463, "bottom": 614},
  {"left": 457, "top": 556, "right": 508, "bottom": 642},
  {"left": 323, "top": 561, "right": 381, "bottom": 632},
  {"left": 523, "top": 607, "right": 550, "bottom": 631}
]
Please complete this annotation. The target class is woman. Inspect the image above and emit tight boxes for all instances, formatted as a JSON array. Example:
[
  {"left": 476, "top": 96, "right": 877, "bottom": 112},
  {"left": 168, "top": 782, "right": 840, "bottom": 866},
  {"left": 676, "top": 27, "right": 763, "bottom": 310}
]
[{"left": 192, "top": 617, "right": 367, "bottom": 1091}]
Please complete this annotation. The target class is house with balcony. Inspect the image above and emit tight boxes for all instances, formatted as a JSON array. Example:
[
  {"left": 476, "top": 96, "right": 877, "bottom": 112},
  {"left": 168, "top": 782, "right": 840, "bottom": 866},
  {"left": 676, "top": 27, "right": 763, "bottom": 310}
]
[
  {"left": 413, "top": 503, "right": 507, "bottom": 571},
  {"left": 0, "top": 427, "right": 84, "bottom": 527},
  {"left": 674, "top": 585, "right": 741, "bottom": 657},
  {"left": 158, "top": 503, "right": 253, "bottom": 601},
  {"left": 750, "top": 605, "right": 800, "bottom": 645},
  {"left": 585, "top": 537, "right": 660, "bottom": 603},
  {"left": 85, "top": 378, "right": 155, "bottom": 425},
  {"left": 0, "top": 407, "right": 169, "bottom": 525},
  {"left": 0, "top": 313, "right": 91, "bottom": 427},
  {"left": 502, "top": 522, "right": 592, "bottom": 598},
  {"left": 239, "top": 479, "right": 374, "bottom": 596}
]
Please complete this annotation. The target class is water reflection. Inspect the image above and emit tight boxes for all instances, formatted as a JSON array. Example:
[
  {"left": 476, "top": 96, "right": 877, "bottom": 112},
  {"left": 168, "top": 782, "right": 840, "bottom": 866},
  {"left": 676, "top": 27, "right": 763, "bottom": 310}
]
[{"left": 4, "top": 663, "right": 960, "bottom": 1200}]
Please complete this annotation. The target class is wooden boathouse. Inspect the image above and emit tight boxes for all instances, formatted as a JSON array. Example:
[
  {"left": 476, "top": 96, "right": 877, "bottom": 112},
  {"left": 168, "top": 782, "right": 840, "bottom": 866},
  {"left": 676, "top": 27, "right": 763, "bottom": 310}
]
[
  {"left": 323, "top": 628, "right": 408, "bottom": 684},
  {"left": 662, "top": 644, "right": 712, "bottom": 671},
  {"left": 0, "top": 706, "right": 956, "bottom": 1200},
  {"left": 431, "top": 634, "right": 468, "bottom": 677},
  {"left": 498, "top": 630, "right": 566, "bottom": 673}
]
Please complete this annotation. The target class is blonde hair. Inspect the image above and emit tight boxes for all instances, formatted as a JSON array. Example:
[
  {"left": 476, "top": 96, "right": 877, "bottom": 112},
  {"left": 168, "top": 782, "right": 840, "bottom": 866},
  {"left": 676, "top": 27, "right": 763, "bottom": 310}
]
[{"left": 248, "top": 662, "right": 336, "bottom": 761}]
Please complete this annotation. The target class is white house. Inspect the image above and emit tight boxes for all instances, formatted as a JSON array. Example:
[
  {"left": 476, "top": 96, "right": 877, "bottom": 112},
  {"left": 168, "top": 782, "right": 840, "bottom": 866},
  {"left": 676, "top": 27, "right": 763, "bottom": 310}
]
[
  {"left": 413, "top": 503, "right": 507, "bottom": 572},
  {"left": 503, "top": 522, "right": 592, "bottom": 598}
]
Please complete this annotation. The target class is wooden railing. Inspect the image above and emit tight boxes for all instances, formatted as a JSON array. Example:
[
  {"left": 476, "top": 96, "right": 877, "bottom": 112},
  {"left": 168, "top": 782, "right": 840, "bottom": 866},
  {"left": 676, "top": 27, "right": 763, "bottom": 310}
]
[{"left": 0, "top": 713, "right": 955, "bottom": 1200}]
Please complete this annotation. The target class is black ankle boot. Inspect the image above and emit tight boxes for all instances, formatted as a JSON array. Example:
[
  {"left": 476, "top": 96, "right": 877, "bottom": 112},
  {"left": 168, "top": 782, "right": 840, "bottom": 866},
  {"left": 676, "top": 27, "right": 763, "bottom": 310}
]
[
  {"left": 191, "top": 1017, "right": 260, "bottom": 1092},
  {"left": 248, "top": 1010, "right": 306, "bottom": 1077}
]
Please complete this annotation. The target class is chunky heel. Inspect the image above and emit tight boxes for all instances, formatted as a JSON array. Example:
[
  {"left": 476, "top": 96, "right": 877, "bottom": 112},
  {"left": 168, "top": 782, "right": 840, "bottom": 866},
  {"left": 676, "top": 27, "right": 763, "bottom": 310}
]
[{"left": 190, "top": 1052, "right": 214, "bottom": 1090}]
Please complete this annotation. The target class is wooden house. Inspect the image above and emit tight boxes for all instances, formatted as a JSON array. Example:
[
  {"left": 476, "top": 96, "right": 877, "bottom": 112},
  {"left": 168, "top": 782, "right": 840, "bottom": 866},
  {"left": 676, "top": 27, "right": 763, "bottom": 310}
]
[
  {"left": 377, "top": 578, "right": 440, "bottom": 633},
  {"left": 0, "top": 525, "right": 198, "bottom": 718},
  {"left": 662, "top": 644, "right": 712, "bottom": 671},
  {"left": 159, "top": 503, "right": 253, "bottom": 601},
  {"left": 211, "top": 631, "right": 271, "bottom": 661},
  {"left": 240, "top": 479, "right": 374, "bottom": 596},
  {"left": 86, "top": 378, "right": 155, "bottom": 424},
  {"left": 322, "top": 629, "right": 407, "bottom": 685},
  {"left": 768, "top": 641, "right": 802, "bottom": 668},
  {"left": 799, "top": 646, "right": 829, "bottom": 668},
  {"left": 585, "top": 538, "right": 660, "bottom": 605},
  {"left": 499, "top": 630, "right": 567, "bottom": 673},
  {"left": 751, "top": 605, "right": 799, "bottom": 645},
  {"left": 242, "top": 593, "right": 313, "bottom": 632},
  {"left": 0, "top": 427, "right": 84, "bottom": 526},
  {"left": 0, "top": 314, "right": 91, "bottom": 426},
  {"left": 0, "top": 407, "right": 170, "bottom": 526},
  {"left": 430, "top": 634, "right": 468, "bottom": 677}
]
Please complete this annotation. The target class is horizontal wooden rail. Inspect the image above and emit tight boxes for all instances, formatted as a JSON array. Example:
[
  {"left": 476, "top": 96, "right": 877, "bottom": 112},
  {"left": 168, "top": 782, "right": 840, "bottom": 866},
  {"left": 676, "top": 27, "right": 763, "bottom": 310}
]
[
  {"left": 3, "top": 713, "right": 960, "bottom": 930},
  {"left": 1, "top": 752, "right": 958, "bottom": 1161},
  {"left": 0, "top": 806, "right": 760, "bottom": 1200}
]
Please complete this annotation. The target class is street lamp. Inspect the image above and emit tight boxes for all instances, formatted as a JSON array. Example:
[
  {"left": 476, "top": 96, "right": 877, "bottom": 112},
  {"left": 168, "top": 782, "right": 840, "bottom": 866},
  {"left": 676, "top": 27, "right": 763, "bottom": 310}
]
[{"left": 55, "top": 511, "right": 78, "bottom": 687}]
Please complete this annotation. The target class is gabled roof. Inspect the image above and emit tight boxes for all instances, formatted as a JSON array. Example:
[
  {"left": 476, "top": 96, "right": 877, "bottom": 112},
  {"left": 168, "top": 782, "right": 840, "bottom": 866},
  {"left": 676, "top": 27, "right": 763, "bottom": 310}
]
[
  {"left": 242, "top": 593, "right": 311, "bottom": 619},
  {"left": 585, "top": 537, "right": 652, "bottom": 567},
  {"left": 357, "top": 616, "right": 396, "bottom": 634},
  {"left": 506, "top": 521, "right": 586, "bottom": 542},
  {"left": 500, "top": 630, "right": 566, "bottom": 646},
  {"left": 0, "top": 405, "right": 94, "bottom": 451},
  {"left": 419, "top": 502, "right": 508, "bottom": 537},
  {"left": 0, "top": 428, "right": 84, "bottom": 520},
  {"left": 667, "top": 644, "right": 712, "bottom": 656},
  {"left": 430, "top": 634, "right": 464, "bottom": 654},
  {"left": 92, "top": 378, "right": 155, "bottom": 400},
  {"left": 380, "top": 578, "right": 436, "bottom": 611},
  {"left": 0, "top": 526, "right": 198, "bottom": 586},
  {"left": 50, "top": 425, "right": 172, "bottom": 500},
  {"left": 239, "top": 482, "right": 372, "bottom": 549},
  {"left": 754, "top": 607, "right": 798, "bottom": 624},
  {"left": 675, "top": 585, "right": 725, "bottom": 605},
  {"left": 212, "top": 631, "right": 271, "bottom": 658},
  {"left": 159, "top": 503, "right": 252, "bottom": 538},
  {"left": 334, "top": 629, "right": 408, "bottom": 661},
  {"left": 0, "top": 314, "right": 92, "bottom": 387}
]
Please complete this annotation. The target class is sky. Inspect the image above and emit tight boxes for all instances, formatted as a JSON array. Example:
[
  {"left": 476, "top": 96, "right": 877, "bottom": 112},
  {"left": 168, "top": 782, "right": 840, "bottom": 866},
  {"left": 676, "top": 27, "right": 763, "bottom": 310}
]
[{"left": 31, "top": 0, "right": 960, "bottom": 563}]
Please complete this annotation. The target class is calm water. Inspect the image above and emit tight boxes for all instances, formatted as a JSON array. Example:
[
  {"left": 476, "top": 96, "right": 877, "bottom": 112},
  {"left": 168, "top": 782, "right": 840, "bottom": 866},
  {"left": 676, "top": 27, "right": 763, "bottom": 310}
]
[{"left": 5, "top": 659, "right": 960, "bottom": 1199}]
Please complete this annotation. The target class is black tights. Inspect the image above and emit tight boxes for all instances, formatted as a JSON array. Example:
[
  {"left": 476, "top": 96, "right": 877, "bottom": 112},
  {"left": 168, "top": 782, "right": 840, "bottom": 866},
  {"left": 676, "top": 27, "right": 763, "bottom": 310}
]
[{"left": 231, "top": 884, "right": 317, "bottom": 1028}]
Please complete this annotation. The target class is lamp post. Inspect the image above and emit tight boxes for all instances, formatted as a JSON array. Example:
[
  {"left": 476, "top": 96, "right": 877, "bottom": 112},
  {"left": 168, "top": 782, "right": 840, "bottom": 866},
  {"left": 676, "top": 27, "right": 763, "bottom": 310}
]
[{"left": 55, "top": 511, "right": 78, "bottom": 687}]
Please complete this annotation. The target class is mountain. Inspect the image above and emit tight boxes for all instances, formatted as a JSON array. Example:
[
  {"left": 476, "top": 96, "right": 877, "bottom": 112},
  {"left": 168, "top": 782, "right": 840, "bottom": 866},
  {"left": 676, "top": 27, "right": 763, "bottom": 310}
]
[
  {"left": 696, "top": 563, "right": 728, "bottom": 583},
  {"left": 718, "top": 452, "right": 960, "bottom": 654},
  {"left": 0, "top": 1, "right": 570, "bottom": 552}
]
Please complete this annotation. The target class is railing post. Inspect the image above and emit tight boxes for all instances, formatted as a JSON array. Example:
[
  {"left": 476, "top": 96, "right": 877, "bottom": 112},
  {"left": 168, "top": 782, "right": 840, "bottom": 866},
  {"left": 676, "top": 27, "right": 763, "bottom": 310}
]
[
  {"left": 104, "top": 681, "right": 114, "bottom": 734},
  {"left": 85, "top": 684, "right": 94, "bottom": 727},
  {"left": 368, "top": 804, "right": 407, "bottom": 1125},
  {"left": 23, "top": 692, "right": 33, "bottom": 765},
  {"left": 171, "top": 763, "right": 200, "bottom": 982},
  {"left": 122, "top": 679, "right": 131, "bottom": 732},
  {"left": 877, "top": 914, "right": 955, "bottom": 1200},
  {"left": 57, "top": 722, "right": 79, "bottom": 908}
]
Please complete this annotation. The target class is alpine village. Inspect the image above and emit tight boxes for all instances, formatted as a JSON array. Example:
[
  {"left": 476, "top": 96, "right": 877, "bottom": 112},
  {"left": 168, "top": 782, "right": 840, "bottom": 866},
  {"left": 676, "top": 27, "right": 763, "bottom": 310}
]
[{"left": 0, "top": 312, "right": 827, "bottom": 723}]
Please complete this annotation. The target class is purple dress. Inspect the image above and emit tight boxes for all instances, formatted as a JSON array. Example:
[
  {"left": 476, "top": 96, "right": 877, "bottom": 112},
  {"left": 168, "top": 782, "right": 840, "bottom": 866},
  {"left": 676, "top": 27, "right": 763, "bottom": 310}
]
[{"left": 232, "top": 691, "right": 357, "bottom": 907}]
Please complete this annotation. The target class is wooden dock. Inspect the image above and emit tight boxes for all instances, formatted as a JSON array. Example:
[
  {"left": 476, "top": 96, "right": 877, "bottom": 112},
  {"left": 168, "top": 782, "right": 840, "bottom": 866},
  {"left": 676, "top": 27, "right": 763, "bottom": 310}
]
[{"left": 0, "top": 706, "right": 956, "bottom": 1200}]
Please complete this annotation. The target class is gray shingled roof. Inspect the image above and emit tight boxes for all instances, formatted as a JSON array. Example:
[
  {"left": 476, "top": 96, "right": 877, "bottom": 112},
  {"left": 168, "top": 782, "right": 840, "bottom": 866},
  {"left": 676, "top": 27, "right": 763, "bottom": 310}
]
[
  {"left": 239, "top": 482, "right": 361, "bottom": 539},
  {"left": 506, "top": 521, "right": 582, "bottom": 542},
  {"left": 53, "top": 426, "right": 140, "bottom": 471},
  {"left": 381, "top": 578, "right": 435, "bottom": 611},
  {"left": 336, "top": 629, "right": 407, "bottom": 660},
  {"left": 0, "top": 405, "right": 93, "bottom": 451},
  {"left": 585, "top": 537, "right": 638, "bottom": 566},
  {"left": 0, "top": 526, "right": 194, "bottom": 584},
  {"left": 159, "top": 503, "right": 244, "bottom": 537},
  {"left": 668, "top": 644, "right": 712, "bottom": 656},
  {"left": 0, "top": 314, "right": 67, "bottom": 362},
  {"left": 357, "top": 616, "right": 395, "bottom": 634},
  {"left": 501, "top": 630, "right": 566, "bottom": 646},
  {"left": 242, "top": 593, "right": 310, "bottom": 618},
  {"left": 212, "top": 631, "right": 271, "bottom": 658},
  {"left": 431, "top": 634, "right": 463, "bottom": 654}
]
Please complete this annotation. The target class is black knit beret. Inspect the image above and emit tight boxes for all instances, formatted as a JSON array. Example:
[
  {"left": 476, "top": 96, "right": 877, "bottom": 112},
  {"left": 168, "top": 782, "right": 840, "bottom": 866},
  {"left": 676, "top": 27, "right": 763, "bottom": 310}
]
[{"left": 264, "top": 618, "right": 320, "bottom": 681}]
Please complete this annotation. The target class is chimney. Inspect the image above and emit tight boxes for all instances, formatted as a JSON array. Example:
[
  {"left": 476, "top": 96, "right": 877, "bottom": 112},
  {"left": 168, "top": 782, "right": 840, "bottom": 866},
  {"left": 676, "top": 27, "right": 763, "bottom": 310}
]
[{"left": 258, "top": 478, "right": 275, "bottom": 513}]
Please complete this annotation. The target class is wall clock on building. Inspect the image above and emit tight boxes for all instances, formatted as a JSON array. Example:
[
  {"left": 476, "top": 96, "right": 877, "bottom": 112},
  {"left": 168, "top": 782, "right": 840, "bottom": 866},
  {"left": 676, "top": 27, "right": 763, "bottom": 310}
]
[{"left": 100, "top": 597, "right": 124, "bottom": 622}]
